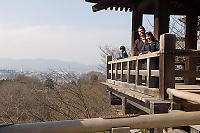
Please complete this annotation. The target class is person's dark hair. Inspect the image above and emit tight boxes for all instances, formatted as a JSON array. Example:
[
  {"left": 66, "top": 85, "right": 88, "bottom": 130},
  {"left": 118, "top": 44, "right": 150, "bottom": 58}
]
[
  {"left": 120, "top": 46, "right": 126, "bottom": 51},
  {"left": 138, "top": 26, "right": 145, "bottom": 32},
  {"left": 146, "top": 32, "right": 156, "bottom": 42}
]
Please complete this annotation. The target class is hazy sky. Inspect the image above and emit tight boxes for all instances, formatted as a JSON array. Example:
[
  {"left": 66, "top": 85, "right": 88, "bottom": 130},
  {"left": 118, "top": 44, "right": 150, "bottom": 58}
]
[{"left": 0, "top": 0, "right": 154, "bottom": 65}]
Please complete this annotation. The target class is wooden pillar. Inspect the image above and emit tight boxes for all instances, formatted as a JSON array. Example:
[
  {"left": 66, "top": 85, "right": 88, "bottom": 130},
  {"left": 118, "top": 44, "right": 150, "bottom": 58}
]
[
  {"left": 131, "top": 10, "right": 143, "bottom": 56},
  {"left": 122, "top": 97, "right": 136, "bottom": 115},
  {"left": 184, "top": 13, "right": 198, "bottom": 84},
  {"left": 154, "top": 0, "right": 169, "bottom": 40},
  {"left": 150, "top": 101, "right": 171, "bottom": 133},
  {"left": 159, "top": 34, "right": 176, "bottom": 100},
  {"left": 185, "top": 14, "right": 198, "bottom": 50},
  {"left": 109, "top": 91, "right": 122, "bottom": 105}
]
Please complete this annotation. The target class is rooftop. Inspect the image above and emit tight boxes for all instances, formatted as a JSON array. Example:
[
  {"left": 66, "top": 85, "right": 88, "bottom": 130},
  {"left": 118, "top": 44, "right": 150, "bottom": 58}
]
[{"left": 85, "top": 0, "right": 200, "bottom": 15}]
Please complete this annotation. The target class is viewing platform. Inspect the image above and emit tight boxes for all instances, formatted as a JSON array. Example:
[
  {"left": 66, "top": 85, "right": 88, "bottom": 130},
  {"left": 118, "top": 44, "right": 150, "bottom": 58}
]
[{"left": 104, "top": 34, "right": 200, "bottom": 116}]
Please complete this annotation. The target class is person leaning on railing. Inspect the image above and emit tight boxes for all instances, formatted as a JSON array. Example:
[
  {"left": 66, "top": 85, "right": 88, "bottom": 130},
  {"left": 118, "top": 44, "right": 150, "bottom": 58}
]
[
  {"left": 117, "top": 46, "right": 128, "bottom": 59},
  {"left": 140, "top": 32, "right": 160, "bottom": 88},
  {"left": 140, "top": 32, "right": 159, "bottom": 55}
]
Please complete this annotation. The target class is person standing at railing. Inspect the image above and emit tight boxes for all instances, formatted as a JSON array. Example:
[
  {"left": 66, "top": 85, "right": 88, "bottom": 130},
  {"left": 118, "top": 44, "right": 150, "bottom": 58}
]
[
  {"left": 140, "top": 32, "right": 160, "bottom": 54},
  {"left": 140, "top": 32, "right": 160, "bottom": 88},
  {"left": 133, "top": 26, "right": 147, "bottom": 56},
  {"left": 117, "top": 46, "right": 128, "bottom": 59}
]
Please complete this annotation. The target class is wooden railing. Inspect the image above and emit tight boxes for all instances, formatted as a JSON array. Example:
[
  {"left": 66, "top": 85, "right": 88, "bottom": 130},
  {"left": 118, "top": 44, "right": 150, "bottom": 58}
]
[
  {"left": 1, "top": 111, "right": 200, "bottom": 133},
  {"left": 106, "top": 34, "right": 200, "bottom": 100}
]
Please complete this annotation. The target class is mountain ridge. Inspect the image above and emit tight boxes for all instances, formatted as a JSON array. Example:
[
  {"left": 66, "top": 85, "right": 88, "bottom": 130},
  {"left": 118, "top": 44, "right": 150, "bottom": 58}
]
[{"left": 0, "top": 58, "right": 98, "bottom": 73}]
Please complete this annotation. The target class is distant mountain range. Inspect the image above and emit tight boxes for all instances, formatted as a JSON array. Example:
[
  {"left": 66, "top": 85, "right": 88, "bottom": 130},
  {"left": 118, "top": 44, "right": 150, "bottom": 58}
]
[{"left": 0, "top": 58, "right": 99, "bottom": 73}]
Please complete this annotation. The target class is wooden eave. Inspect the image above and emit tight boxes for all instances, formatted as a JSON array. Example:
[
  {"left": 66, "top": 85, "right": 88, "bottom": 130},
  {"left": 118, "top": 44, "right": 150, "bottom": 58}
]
[{"left": 85, "top": 0, "right": 200, "bottom": 15}]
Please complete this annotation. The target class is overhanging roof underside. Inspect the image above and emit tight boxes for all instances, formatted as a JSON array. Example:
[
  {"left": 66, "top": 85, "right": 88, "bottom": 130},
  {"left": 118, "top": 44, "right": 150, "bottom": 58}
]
[{"left": 85, "top": 0, "right": 200, "bottom": 15}]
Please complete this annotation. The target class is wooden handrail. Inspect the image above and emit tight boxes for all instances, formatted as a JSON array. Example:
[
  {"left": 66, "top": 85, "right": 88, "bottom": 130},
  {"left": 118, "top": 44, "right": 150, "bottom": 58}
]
[
  {"left": 106, "top": 33, "right": 200, "bottom": 100},
  {"left": 1, "top": 111, "right": 200, "bottom": 133}
]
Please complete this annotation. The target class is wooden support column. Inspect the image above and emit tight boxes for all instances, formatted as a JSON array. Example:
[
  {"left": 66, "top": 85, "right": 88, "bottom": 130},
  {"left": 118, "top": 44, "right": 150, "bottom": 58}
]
[
  {"left": 122, "top": 97, "right": 136, "bottom": 115},
  {"left": 185, "top": 14, "right": 198, "bottom": 50},
  {"left": 106, "top": 56, "right": 112, "bottom": 79},
  {"left": 131, "top": 10, "right": 143, "bottom": 56},
  {"left": 159, "top": 34, "right": 176, "bottom": 100},
  {"left": 150, "top": 101, "right": 171, "bottom": 133},
  {"left": 184, "top": 13, "right": 198, "bottom": 84},
  {"left": 109, "top": 91, "right": 122, "bottom": 105},
  {"left": 154, "top": 0, "right": 169, "bottom": 40}
]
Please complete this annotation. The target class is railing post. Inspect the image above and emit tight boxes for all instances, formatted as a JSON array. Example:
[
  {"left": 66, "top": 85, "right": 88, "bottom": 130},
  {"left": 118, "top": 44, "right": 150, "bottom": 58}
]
[
  {"left": 115, "top": 63, "right": 118, "bottom": 80},
  {"left": 147, "top": 58, "right": 153, "bottom": 88},
  {"left": 121, "top": 62, "right": 123, "bottom": 82},
  {"left": 136, "top": 58, "right": 142, "bottom": 86},
  {"left": 159, "top": 33, "right": 176, "bottom": 100},
  {"left": 184, "top": 57, "right": 197, "bottom": 84},
  {"left": 121, "top": 62, "right": 127, "bottom": 82},
  {"left": 127, "top": 61, "right": 130, "bottom": 83},
  {"left": 107, "top": 56, "right": 112, "bottom": 79},
  {"left": 147, "top": 58, "right": 157, "bottom": 88},
  {"left": 111, "top": 64, "right": 114, "bottom": 80}
]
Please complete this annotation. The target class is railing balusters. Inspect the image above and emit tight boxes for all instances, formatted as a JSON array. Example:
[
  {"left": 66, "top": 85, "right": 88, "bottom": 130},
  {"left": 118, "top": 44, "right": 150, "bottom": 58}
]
[
  {"left": 111, "top": 63, "right": 114, "bottom": 80},
  {"left": 121, "top": 62, "right": 123, "bottom": 82},
  {"left": 127, "top": 61, "right": 130, "bottom": 83},
  {"left": 136, "top": 58, "right": 142, "bottom": 86},
  {"left": 115, "top": 63, "right": 118, "bottom": 80},
  {"left": 147, "top": 58, "right": 151, "bottom": 88}
]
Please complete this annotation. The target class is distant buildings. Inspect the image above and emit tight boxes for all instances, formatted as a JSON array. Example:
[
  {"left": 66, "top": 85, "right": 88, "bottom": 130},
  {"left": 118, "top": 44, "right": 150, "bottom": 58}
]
[{"left": 0, "top": 69, "right": 18, "bottom": 79}]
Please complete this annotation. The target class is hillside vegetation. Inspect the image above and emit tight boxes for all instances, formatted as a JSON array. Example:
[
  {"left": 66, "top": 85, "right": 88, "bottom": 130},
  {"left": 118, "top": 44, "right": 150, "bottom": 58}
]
[{"left": 0, "top": 73, "right": 118, "bottom": 124}]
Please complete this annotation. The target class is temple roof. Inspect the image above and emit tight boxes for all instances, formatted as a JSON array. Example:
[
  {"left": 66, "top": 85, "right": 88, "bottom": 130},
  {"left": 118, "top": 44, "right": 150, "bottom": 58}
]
[{"left": 85, "top": 0, "right": 200, "bottom": 15}]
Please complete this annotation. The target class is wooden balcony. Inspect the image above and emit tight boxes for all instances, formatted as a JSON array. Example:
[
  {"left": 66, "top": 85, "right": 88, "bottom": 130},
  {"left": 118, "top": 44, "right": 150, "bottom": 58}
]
[{"left": 104, "top": 34, "right": 200, "bottom": 115}]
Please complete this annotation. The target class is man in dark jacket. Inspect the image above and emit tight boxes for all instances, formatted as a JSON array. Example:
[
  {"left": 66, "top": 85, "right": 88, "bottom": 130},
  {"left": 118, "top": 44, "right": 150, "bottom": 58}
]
[{"left": 133, "top": 26, "right": 147, "bottom": 56}]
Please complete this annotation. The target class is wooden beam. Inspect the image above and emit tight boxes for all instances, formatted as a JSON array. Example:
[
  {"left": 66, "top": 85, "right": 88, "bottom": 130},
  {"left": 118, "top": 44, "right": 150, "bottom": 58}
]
[
  {"left": 154, "top": 0, "right": 169, "bottom": 40},
  {"left": 184, "top": 13, "right": 198, "bottom": 84},
  {"left": 92, "top": 0, "right": 118, "bottom": 12},
  {"left": 91, "top": 0, "right": 130, "bottom": 12},
  {"left": 85, "top": 0, "right": 99, "bottom": 3},
  {"left": 131, "top": 10, "right": 143, "bottom": 56},
  {"left": 137, "top": 0, "right": 153, "bottom": 11},
  {"left": 185, "top": 14, "right": 198, "bottom": 49}
]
